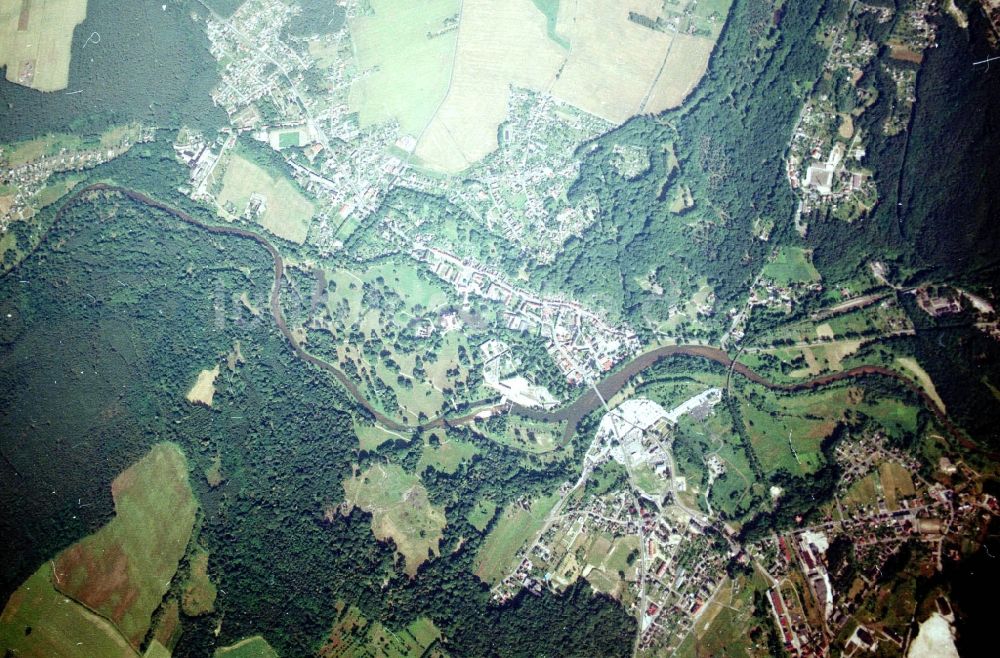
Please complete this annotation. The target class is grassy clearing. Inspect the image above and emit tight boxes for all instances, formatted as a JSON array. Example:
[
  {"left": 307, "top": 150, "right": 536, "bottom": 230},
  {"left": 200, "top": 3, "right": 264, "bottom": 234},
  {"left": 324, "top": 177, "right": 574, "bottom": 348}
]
[
  {"left": 896, "top": 357, "right": 946, "bottom": 412},
  {"left": 842, "top": 472, "right": 880, "bottom": 509},
  {"left": 417, "top": 433, "right": 478, "bottom": 474},
  {"left": 344, "top": 463, "right": 447, "bottom": 576},
  {"left": 673, "top": 570, "right": 770, "bottom": 658},
  {"left": 348, "top": 0, "right": 460, "bottom": 137},
  {"left": 318, "top": 603, "right": 441, "bottom": 658},
  {"left": 0, "top": 0, "right": 87, "bottom": 91},
  {"left": 355, "top": 422, "right": 408, "bottom": 451},
  {"left": 214, "top": 635, "right": 280, "bottom": 658},
  {"left": 182, "top": 546, "right": 217, "bottom": 617},
  {"left": 762, "top": 247, "right": 822, "bottom": 286},
  {"left": 216, "top": 153, "right": 314, "bottom": 244},
  {"left": 0, "top": 563, "right": 138, "bottom": 658},
  {"left": 475, "top": 492, "right": 560, "bottom": 584},
  {"left": 51, "top": 443, "right": 197, "bottom": 647},
  {"left": 467, "top": 499, "right": 497, "bottom": 531},
  {"left": 475, "top": 415, "right": 565, "bottom": 453},
  {"left": 186, "top": 365, "right": 220, "bottom": 407}
]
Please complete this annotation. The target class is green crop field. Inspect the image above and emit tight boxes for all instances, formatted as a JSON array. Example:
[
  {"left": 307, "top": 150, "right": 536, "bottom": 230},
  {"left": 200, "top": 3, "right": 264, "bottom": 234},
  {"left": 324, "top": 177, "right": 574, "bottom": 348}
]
[
  {"left": 475, "top": 491, "right": 560, "bottom": 583},
  {"left": 344, "top": 463, "right": 447, "bottom": 575}
]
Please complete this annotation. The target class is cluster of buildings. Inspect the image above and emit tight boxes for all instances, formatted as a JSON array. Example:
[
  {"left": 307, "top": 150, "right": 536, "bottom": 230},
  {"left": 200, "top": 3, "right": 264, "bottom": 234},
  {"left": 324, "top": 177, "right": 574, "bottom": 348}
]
[
  {"left": 912, "top": 285, "right": 999, "bottom": 341},
  {"left": 491, "top": 391, "right": 735, "bottom": 653},
  {"left": 0, "top": 125, "right": 154, "bottom": 229},
  {"left": 749, "top": 423, "right": 1000, "bottom": 657},
  {"left": 437, "top": 88, "right": 610, "bottom": 261},
  {"left": 414, "top": 244, "right": 640, "bottom": 385}
]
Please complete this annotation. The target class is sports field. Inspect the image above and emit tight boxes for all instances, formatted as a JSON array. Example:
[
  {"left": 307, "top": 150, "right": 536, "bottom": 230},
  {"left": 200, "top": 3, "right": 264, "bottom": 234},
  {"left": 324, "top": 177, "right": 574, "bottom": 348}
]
[
  {"left": 344, "top": 463, "right": 447, "bottom": 576},
  {"left": 216, "top": 153, "right": 314, "bottom": 244},
  {"left": 0, "top": 0, "right": 87, "bottom": 91}
]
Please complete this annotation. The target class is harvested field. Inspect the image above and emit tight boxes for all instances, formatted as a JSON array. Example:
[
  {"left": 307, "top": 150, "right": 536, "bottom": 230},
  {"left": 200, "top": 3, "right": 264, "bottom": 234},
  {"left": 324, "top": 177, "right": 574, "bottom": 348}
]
[
  {"left": 415, "top": 0, "right": 564, "bottom": 172},
  {"left": 216, "top": 153, "right": 314, "bottom": 244},
  {"left": 361, "top": 0, "right": 727, "bottom": 172},
  {"left": 52, "top": 443, "right": 197, "bottom": 647},
  {"left": 186, "top": 365, "right": 220, "bottom": 407},
  {"left": 348, "top": 0, "right": 460, "bottom": 137},
  {"left": 0, "top": 0, "right": 87, "bottom": 91},
  {"left": 640, "top": 34, "right": 717, "bottom": 114},
  {"left": 343, "top": 464, "right": 447, "bottom": 576}
]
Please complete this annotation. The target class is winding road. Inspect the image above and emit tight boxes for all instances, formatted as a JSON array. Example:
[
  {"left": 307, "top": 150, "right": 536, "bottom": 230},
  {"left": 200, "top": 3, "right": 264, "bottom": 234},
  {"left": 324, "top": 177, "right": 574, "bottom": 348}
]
[{"left": 54, "top": 185, "right": 983, "bottom": 455}]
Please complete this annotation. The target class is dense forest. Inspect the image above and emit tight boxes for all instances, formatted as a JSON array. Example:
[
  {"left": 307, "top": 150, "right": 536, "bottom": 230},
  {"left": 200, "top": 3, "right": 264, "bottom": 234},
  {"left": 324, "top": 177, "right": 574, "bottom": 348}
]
[{"left": 0, "top": 0, "right": 225, "bottom": 142}]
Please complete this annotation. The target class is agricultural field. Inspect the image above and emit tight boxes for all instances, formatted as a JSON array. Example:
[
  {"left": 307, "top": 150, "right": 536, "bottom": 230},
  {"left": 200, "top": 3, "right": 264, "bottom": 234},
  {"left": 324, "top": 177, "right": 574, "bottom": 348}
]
[
  {"left": 318, "top": 603, "right": 443, "bottom": 658},
  {"left": 215, "top": 152, "right": 314, "bottom": 244},
  {"left": 0, "top": 443, "right": 197, "bottom": 654},
  {"left": 343, "top": 463, "right": 447, "bottom": 576},
  {"left": 0, "top": 0, "right": 87, "bottom": 91},
  {"left": 0, "top": 563, "right": 138, "bottom": 658},
  {"left": 417, "top": 432, "right": 479, "bottom": 474},
  {"left": 50, "top": 442, "right": 197, "bottom": 647},
  {"left": 214, "top": 635, "right": 280, "bottom": 658},
  {"left": 302, "top": 260, "right": 482, "bottom": 424},
  {"left": 474, "top": 491, "right": 560, "bottom": 584},
  {"left": 348, "top": 0, "right": 460, "bottom": 137},
  {"left": 398, "top": 0, "right": 730, "bottom": 171}
]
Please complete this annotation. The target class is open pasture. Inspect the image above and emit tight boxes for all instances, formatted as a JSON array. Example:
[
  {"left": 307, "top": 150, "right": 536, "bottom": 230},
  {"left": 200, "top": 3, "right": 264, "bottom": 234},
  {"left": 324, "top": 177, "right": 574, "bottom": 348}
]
[
  {"left": 0, "top": 0, "right": 87, "bottom": 91},
  {"left": 216, "top": 153, "right": 314, "bottom": 244},
  {"left": 417, "top": 432, "right": 479, "bottom": 474},
  {"left": 762, "top": 246, "right": 822, "bottom": 286},
  {"left": 343, "top": 463, "right": 447, "bottom": 576},
  {"left": 475, "top": 492, "right": 560, "bottom": 583}
]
